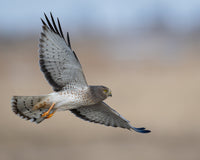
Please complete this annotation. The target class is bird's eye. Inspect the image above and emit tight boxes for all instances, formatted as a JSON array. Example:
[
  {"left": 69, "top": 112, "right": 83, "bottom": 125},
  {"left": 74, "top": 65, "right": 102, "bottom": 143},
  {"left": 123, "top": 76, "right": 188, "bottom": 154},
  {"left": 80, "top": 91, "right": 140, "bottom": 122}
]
[{"left": 103, "top": 89, "right": 108, "bottom": 93}]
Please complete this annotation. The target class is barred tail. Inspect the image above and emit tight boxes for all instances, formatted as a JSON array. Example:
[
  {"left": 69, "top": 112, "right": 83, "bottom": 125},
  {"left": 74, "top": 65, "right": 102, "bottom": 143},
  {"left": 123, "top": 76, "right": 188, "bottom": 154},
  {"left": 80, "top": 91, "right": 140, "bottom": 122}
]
[{"left": 11, "top": 95, "right": 49, "bottom": 124}]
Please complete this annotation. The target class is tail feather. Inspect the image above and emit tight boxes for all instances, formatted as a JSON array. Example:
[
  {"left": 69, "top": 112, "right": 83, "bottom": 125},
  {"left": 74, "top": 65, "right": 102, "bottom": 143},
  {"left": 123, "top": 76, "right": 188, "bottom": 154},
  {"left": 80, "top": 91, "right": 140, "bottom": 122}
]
[{"left": 11, "top": 96, "right": 49, "bottom": 123}]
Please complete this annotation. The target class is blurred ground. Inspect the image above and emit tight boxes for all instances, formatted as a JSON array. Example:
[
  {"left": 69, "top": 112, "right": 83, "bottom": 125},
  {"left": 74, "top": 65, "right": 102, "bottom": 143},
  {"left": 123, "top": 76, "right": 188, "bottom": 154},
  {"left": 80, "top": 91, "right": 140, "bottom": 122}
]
[{"left": 0, "top": 35, "right": 200, "bottom": 160}]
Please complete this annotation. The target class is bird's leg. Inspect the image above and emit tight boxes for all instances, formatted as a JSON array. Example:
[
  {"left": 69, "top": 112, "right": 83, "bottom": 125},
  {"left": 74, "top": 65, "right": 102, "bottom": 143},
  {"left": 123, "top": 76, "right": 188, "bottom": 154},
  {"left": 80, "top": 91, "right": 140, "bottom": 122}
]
[
  {"left": 45, "top": 109, "right": 57, "bottom": 119},
  {"left": 41, "top": 102, "right": 56, "bottom": 118}
]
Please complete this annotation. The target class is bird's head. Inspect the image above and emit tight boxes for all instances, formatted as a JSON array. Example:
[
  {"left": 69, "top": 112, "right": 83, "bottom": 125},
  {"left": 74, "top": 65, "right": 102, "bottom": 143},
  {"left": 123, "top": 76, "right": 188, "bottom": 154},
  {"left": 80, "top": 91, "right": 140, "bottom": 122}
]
[
  {"left": 101, "top": 86, "right": 112, "bottom": 97},
  {"left": 90, "top": 85, "right": 112, "bottom": 102}
]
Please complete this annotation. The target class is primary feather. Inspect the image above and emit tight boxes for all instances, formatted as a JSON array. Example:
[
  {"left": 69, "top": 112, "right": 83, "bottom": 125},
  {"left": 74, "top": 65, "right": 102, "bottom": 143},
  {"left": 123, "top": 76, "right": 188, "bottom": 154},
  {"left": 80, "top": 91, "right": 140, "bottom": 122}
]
[{"left": 39, "top": 13, "right": 87, "bottom": 91}]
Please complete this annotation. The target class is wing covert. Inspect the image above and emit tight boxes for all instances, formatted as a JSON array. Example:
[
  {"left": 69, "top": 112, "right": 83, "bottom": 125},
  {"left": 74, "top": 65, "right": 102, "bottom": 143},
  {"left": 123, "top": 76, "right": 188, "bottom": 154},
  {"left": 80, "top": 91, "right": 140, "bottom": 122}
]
[
  {"left": 70, "top": 102, "right": 151, "bottom": 133},
  {"left": 39, "top": 13, "right": 87, "bottom": 91}
]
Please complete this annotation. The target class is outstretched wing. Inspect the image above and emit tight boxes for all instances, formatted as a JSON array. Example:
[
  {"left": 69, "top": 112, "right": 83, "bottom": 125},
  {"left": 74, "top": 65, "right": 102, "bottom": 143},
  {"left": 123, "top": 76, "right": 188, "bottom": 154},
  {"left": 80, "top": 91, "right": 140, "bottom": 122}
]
[
  {"left": 70, "top": 102, "right": 151, "bottom": 133},
  {"left": 39, "top": 13, "right": 87, "bottom": 91}
]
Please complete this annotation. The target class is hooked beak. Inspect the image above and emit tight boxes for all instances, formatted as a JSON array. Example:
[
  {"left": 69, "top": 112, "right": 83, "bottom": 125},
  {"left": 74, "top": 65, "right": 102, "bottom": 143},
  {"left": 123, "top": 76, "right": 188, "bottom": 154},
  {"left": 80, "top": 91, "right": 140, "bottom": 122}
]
[{"left": 108, "top": 90, "right": 112, "bottom": 97}]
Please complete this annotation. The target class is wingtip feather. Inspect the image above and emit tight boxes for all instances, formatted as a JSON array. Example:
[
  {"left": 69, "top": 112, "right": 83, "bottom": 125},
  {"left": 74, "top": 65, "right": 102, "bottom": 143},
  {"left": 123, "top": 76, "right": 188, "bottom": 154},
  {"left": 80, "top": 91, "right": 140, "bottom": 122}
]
[
  {"left": 131, "top": 126, "right": 151, "bottom": 133},
  {"left": 67, "top": 32, "right": 72, "bottom": 49}
]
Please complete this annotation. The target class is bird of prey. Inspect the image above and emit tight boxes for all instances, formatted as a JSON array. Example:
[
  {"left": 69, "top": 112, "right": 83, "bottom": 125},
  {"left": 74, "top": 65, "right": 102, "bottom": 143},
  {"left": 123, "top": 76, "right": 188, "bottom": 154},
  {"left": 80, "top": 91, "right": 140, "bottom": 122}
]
[{"left": 11, "top": 13, "right": 150, "bottom": 133}]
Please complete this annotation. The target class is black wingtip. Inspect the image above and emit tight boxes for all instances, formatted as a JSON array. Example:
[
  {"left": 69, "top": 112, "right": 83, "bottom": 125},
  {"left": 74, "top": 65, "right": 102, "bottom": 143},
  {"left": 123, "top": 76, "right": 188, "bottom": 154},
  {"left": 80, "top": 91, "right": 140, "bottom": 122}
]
[
  {"left": 44, "top": 12, "right": 48, "bottom": 19},
  {"left": 44, "top": 13, "right": 56, "bottom": 32},
  {"left": 50, "top": 12, "right": 59, "bottom": 34},
  {"left": 57, "top": 17, "right": 65, "bottom": 38},
  {"left": 41, "top": 18, "right": 46, "bottom": 26},
  {"left": 67, "top": 32, "right": 72, "bottom": 49},
  {"left": 131, "top": 126, "right": 151, "bottom": 133},
  {"left": 41, "top": 13, "right": 66, "bottom": 40},
  {"left": 40, "top": 12, "right": 79, "bottom": 62}
]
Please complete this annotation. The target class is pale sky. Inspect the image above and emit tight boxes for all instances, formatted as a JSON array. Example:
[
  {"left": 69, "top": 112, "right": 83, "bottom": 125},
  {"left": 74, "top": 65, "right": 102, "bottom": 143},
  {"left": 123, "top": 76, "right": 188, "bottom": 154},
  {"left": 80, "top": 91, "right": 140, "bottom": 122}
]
[{"left": 1, "top": 0, "right": 200, "bottom": 35}]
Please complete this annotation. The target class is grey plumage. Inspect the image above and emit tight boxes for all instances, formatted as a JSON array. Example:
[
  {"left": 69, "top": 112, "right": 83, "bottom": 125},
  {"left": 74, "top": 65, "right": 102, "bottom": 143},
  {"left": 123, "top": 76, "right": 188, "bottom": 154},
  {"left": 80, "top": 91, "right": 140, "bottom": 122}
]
[
  {"left": 11, "top": 96, "right": 49, "bottom": 123},
  {"left": 11, "top": 13, "right": 151, "bottom": 133},
  {"left": 39, "top": 13, "right": 87, "bottom": 91},
  {"left": 70, "top": 102, "right": 150, "bottom": 133}
]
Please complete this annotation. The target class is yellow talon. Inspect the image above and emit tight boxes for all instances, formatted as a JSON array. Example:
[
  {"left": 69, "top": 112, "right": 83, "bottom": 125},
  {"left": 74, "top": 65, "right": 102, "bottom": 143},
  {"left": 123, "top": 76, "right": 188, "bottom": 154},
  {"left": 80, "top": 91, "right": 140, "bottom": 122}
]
[
  {"left": 41, "top": 102, "right": 56, "bottom": 118},
  {"left": 45, "top": 110, "right": 56, "bottom": 119}
]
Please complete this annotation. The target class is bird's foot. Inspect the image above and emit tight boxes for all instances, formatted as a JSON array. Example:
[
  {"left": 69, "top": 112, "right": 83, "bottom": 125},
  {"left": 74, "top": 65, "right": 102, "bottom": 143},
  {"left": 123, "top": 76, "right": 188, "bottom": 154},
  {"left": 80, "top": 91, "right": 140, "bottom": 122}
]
[
  {"left": 45, "top": 110, "right": 56, "bottom": 119},
  {"left": 41, "top": 102, "right": 56, "bottom": 118}
]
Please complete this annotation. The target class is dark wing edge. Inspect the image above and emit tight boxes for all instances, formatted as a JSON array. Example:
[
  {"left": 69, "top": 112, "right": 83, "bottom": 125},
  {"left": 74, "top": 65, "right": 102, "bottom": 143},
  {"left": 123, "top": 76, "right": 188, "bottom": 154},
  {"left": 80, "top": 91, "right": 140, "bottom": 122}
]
[
  {"left": 41, "top": 12, "right": 80, "bottom": 61},
  {"left": 11, "top": 96, "right": 46, "bottom": 124},
  {"left": 39, "top": 13, "right": 81, "bottom": 91},
  {"left": 70, "top": 102, "right": 151, "bottom": 133},
  {"left": 41, "top": 12, "right": 73, "bottom": 49}
]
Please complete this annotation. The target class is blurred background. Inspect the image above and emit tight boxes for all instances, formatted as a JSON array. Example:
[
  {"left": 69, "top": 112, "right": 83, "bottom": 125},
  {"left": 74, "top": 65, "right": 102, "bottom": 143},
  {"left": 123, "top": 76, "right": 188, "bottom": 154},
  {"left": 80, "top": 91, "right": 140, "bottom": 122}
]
[{"left": 1, "top": 0, "right": 200, "bottom": 160}]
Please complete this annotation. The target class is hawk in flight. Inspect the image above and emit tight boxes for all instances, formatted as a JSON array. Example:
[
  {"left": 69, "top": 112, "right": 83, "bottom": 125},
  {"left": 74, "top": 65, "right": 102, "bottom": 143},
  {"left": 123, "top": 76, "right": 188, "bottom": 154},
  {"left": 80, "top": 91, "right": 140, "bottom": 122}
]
[{"left": 11, "top": 13, "right": 150, "bottom": 133}]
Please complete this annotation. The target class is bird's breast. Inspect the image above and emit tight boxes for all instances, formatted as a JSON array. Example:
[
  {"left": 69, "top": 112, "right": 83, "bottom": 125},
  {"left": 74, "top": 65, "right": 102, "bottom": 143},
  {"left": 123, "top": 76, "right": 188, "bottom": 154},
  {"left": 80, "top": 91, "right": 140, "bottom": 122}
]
[{"left": 48, "top": 88, "right": 95, "bottom": 110}]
